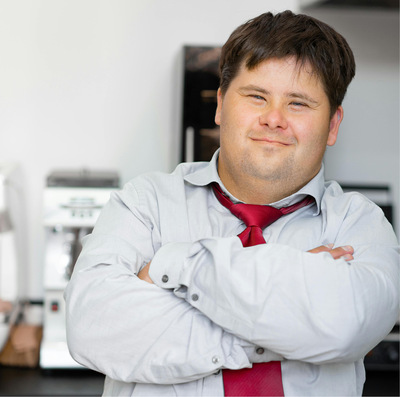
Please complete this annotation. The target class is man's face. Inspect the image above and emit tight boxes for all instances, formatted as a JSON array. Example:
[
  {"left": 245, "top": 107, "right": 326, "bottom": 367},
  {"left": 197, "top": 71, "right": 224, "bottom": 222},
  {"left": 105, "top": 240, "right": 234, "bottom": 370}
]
[{"left": 215, "top": 57, "right": 343, "bottom": 202}]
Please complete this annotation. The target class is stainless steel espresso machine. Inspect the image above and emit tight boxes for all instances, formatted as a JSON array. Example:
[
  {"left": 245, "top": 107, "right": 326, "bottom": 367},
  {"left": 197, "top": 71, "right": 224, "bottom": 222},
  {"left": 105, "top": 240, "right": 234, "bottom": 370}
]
[
  {"left": 0, "top": 163, "right": 22, "bottom": 355},
  {"left": 40, "top": 170, "right": 119, "bottom": 369}
]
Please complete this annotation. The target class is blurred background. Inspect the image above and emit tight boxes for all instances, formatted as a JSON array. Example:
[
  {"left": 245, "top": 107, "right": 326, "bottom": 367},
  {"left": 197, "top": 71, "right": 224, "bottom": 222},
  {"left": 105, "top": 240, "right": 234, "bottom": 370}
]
[{"left": 0, "top": 0, "right": 398, "bottom": 395}]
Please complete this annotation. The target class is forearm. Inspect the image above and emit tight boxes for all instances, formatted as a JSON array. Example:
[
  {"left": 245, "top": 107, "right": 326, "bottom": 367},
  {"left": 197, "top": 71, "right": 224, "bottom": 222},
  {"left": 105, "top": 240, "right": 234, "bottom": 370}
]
[
  {"left": 65, "top": 237, "right": 254, "bottom": 384},
  {"left": 149, "top": 237, "right": 399, "bottom": 364}
]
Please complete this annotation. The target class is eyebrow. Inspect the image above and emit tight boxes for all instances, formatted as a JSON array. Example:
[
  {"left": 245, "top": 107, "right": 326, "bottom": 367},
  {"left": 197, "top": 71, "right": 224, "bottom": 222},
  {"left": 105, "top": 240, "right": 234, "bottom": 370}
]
[
  {"left": 239, "top": 85, "right": 319, "bottom": 105},
  {"left": 239, "top": 85, "right": 269, "bottom": 95},
  {"left": 287, "top": 92, "right": 319, "bottom": 105}
]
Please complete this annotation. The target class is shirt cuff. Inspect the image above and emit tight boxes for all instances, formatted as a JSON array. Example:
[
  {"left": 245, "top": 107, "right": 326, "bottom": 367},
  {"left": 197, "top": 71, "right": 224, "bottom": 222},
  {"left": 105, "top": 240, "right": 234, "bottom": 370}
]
[{"left": 149, "top": 242, "right": 193, "bottom": 289}]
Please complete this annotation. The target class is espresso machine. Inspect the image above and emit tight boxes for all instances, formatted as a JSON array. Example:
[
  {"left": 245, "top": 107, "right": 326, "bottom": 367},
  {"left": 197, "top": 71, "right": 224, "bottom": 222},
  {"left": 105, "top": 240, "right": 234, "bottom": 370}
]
[
  {"left": 0, "top": 163, "right": 21, "bottom": 354},
  {"left": 40, "top": 169, "right": 119, "bottom": 369}
]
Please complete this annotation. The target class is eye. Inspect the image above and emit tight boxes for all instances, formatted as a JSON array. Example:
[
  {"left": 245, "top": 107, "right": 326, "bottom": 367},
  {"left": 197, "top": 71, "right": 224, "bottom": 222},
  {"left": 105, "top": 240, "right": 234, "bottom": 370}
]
[
  {"left": 290, "top": 101, "right": 307, "bottom": 107},
  {"left": 250, "top": 95, "right": 265, "bottom": 102}
]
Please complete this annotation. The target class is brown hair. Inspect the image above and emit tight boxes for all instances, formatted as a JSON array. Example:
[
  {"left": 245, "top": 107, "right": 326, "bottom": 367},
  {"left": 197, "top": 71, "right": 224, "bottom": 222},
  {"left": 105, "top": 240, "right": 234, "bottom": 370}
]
[{"left": 219, "top": 10, "right": 356, "bottom": 115}]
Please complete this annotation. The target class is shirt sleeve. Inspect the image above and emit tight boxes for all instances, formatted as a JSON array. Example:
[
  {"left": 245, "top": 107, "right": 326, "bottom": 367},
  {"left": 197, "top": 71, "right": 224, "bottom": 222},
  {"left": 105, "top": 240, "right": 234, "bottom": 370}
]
[
  {"left": 64, "top": 182, "right": 258, "bottom": 385},
  {"left": 149, "top": 195, "right": 399, "bottom": 366}
]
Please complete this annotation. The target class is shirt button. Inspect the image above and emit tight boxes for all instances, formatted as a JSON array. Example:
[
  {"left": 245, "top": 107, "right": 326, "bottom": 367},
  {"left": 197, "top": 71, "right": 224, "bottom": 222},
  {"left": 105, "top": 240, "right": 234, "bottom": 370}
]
[
  {"left": 161, "top": 275, "right": 169, "bottom": 283},
  {"left": 212, "top": 356, "right": 220, "bottom": 364},
  {"left": 191, "top": 293, "right": 199, "bottom": 301},
  {"left": 256, "top": 347, "right": 265, "bottom": 355}
]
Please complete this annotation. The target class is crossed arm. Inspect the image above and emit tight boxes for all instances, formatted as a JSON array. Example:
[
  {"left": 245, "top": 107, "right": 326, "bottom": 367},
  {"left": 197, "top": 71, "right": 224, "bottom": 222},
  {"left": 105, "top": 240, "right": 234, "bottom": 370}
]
[
  {"left": 138, "top": 244, "right": 355, "bottom": 283},
  {"left": 65, "top": 186, "right": 398, "bottom": 384}
]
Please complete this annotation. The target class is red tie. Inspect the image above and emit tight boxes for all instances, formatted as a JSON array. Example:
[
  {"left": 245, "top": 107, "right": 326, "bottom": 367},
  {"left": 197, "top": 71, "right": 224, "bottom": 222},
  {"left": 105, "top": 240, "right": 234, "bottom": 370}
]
[{"left": 212, "top": 183, "right": 314, "bottom": 396}]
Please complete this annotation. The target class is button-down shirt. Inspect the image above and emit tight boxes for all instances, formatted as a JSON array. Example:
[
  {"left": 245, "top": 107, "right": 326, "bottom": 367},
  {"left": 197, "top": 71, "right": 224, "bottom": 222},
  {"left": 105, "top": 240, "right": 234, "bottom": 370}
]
[{"left": 65, "top": 150, "right": 399, "bottom": 396}]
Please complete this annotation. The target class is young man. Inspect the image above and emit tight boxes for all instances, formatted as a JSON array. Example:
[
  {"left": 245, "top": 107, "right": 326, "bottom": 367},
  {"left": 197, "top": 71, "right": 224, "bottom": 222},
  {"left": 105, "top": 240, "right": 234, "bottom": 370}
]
[{"left": 65, "top": 10, "right": 399, "bottom": 396}]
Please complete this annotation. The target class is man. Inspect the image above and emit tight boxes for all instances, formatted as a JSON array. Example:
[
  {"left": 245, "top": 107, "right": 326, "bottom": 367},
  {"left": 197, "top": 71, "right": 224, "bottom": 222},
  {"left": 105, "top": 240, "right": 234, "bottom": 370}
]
[{"left": 65, "top": 10, "right": 399, "bottom": 396}]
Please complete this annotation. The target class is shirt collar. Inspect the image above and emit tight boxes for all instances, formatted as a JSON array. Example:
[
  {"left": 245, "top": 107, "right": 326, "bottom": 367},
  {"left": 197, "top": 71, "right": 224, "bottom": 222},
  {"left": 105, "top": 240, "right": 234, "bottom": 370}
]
[
  {"left": 184, "top": 148, "right": 324, "bottom": 215},
  {"left": 184, "top": 149, "right": 221, "bottom": 186}
]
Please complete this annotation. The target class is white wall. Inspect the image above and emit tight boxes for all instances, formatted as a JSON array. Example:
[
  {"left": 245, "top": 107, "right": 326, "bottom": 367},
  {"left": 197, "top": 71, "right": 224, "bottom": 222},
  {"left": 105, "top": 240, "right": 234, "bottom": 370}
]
[
  {"left": 304, "top": 7, "right": 399, "bottom": 237},
  {"left": 1, "top": 2, "right": 398, "bottom": 299},
  {"left": 0, "top": 0, "right": 298, "bottom": 299}
]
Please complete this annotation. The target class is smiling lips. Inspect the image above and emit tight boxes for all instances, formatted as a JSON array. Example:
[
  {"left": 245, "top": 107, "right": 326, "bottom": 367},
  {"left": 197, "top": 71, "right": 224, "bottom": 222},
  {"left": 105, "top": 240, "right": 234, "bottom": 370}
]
[{"left": 250, "top": 136, "right": 293, "bottom": 146}]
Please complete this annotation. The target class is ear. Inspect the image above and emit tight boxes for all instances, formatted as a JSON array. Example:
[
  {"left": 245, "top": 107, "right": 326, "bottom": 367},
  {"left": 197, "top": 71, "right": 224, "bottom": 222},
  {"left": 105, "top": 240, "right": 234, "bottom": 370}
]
[
  {"left": 327, "top": 106, "right": 344, "bottom": 146},
  {"left": 215, "top": 88, "right": 223, "bottom": 126}
]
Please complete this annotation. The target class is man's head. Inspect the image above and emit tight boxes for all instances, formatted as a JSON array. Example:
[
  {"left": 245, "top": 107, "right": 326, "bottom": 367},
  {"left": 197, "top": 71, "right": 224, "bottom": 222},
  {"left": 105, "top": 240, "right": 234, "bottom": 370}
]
[
  {"left": 215, "top": 11, "right": 356, "bottom": 204},
  {"left": 219, "top": 10, "right": 355, "bottom": 117}
]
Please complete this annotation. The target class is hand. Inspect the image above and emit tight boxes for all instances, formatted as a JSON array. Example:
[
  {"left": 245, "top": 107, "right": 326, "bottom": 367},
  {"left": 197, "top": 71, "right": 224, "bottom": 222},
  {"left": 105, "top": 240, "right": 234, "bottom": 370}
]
[
  {"left": 308, "top": 244, "right": 354, "bottom": 261},
  {"left": 138, "top": 262, "right": 154, "bottom": 284}
]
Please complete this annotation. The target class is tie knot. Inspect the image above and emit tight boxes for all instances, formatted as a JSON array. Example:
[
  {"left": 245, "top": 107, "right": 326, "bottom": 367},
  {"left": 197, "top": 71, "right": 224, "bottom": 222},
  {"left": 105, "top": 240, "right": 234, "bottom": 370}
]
[
  {"left": 212, "top": 183, "right": 283, "bottom": 229},
  {"left": 230, "top": 202, "right": 283, "bottom": 229},
  {"left": 212, "top": 183, "right": 314, "bottom": 233}
]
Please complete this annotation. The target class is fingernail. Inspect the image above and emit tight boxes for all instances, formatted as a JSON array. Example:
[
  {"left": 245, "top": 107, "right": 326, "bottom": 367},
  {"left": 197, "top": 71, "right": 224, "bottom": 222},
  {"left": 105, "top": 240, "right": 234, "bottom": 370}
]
[
  {"left": 344, "top": 254, "right": 353, "bottom": 261},
  {"left": 325, "top": 243, "right": 334, "bottom": 249}
]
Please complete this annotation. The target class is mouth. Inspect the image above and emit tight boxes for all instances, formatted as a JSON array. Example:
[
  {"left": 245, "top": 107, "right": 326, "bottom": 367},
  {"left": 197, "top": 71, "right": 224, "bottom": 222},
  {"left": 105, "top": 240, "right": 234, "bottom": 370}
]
[{"left": 250, "top": 137, "right": 292, "bottom": 146}]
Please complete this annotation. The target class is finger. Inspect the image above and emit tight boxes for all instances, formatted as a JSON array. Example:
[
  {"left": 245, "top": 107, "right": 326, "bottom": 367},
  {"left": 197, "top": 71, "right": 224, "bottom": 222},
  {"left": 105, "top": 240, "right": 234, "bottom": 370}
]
[
  {"left": 328, "top": 246, "right": 354, "bottom": 260},
  {"left": 137, "top": 262, "right": 154, "bottom": 284},
  {"left": 308, "top": 245, "right": 354, "bottom": 261},
  {"left": 308, "top": 244, "right": 334, "bottom": 254}
]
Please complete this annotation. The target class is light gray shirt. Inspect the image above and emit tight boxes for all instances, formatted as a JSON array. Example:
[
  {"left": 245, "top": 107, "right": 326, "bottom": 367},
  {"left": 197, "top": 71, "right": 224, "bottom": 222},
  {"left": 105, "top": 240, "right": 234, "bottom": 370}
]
[{"left": 65, "top": 150, "right": 399, "bottom": 396}]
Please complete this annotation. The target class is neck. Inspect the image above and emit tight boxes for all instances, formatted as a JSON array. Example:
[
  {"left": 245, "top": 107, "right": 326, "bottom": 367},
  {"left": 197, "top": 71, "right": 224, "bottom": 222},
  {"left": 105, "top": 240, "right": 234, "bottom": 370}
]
[
  {"left": 218, "top": 168, "right": 311, "bottom": 205},
  {"left": 221, "top": 178, "right": 288, "bottom": 205}
]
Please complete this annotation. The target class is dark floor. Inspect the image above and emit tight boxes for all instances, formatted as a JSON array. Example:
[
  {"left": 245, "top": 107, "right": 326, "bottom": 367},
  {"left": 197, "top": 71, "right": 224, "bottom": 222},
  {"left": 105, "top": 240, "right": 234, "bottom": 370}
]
[
  {"left": 0, "top": 366, "right": 398, "bottom": 396},
  {"left": 0, "top": 366, "right": 104, "bottom": 396}
]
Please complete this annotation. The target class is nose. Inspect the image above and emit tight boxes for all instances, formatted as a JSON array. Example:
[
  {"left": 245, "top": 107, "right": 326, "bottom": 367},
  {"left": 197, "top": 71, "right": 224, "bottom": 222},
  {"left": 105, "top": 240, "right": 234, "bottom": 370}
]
[{"left": 259, "top": 106, "right": 288, "bottom": 130}]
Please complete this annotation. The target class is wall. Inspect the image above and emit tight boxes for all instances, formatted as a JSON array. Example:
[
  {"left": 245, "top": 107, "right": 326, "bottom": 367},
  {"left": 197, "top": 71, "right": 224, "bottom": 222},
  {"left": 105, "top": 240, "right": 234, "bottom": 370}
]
[
  {"left": 0, "top": 0, "right": 298, "bottom": 299},
  {"left": 1, "top": 2, "right": 398, "bottom": 299},
  {"left": 303, "top": 6, "right": 399, "bottom": 237}
]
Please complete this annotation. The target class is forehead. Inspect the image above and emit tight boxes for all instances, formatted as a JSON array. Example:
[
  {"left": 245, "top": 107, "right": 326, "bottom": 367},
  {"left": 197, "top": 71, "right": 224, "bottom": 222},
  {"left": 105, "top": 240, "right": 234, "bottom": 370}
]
[{"left": 236, "top": 56, "right": 324, "bottom": 91}]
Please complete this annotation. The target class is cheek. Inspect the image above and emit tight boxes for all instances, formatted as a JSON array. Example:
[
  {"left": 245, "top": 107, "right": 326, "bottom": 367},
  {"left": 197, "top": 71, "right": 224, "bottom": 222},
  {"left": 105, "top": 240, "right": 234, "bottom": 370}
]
[
  {"left": 294, "top": 117, "right": 330, "bottom": 146},
  {"left": 224, "top": 98, "right": 255, "bottom": 126},
  {"left": 301, "top": 134, "right": 329, "bottom": 166},
  {"left": 220, "top": 112, "right": 247, "bottom": 141}
]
